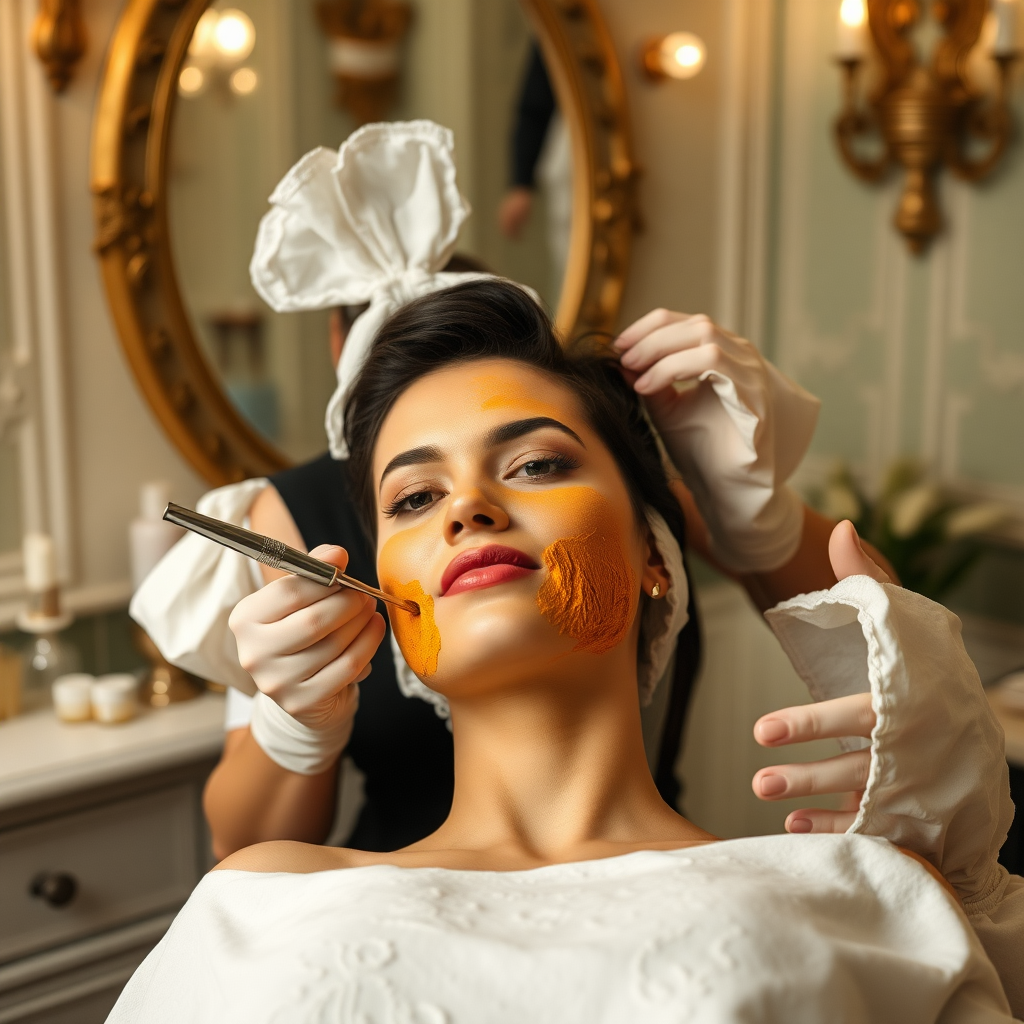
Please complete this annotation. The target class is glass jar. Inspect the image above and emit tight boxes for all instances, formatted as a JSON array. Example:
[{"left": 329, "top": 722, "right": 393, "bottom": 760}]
[{"left": 21, "top": 632, "right": 82, "bottom": 713}]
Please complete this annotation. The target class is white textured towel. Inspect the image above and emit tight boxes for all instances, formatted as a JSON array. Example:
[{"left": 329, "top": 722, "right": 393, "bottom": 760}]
[{"left": 106, "top": 836, "right": 1011, "bottom": 1024}]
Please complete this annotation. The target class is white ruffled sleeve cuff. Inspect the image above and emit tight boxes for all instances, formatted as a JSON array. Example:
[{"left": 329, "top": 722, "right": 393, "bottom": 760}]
[{"left": 764, "top": 577, "right": 1014, "bottom": 900}]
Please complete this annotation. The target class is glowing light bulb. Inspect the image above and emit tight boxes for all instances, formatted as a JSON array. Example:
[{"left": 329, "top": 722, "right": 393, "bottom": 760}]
[
  {"left": 837, "top": 0, "right": 868, "bottom": 57},
  {"left": 229, "top": 67, "right": 258, "bottom": 95},
  {"left": 213, "top": 10, "right": 255, "bottom": 63},
  {"left": 839, "top": 0, "right": 866, "bottom": 27},
  {"left": 178, "top": 64, "right": 205, "bottom": 96},
  {"left": 188, "top": 10, "right": 220, "bottom": 62},
  {"left": 658, "top": 32, "right": 706, "bottom": 79},
  {"left": 674, "top": 43, "right": 702, "bottom": 68}
]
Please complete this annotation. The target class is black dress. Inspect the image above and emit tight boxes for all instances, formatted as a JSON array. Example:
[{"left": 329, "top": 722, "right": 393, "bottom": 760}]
[{"left": 270, "top": 453, "right": 700, "bottom": 851}]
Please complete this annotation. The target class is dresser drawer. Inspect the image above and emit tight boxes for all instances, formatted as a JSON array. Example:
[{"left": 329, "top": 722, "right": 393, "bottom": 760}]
[{"left": 0, "top": 786, "right": 200, "bottom": 964}]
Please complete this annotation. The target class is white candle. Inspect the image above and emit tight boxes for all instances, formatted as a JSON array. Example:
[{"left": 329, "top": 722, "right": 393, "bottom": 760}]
[
  {"left": 837, "top": 0, "right": 868, "bottom": 58},
  {"left": 130, "top": 481, "right": 184, "bottom": 591},
  {"left": 23, "top": 533, "right": 57, "bottom": 592},
  {"left": 994, "top": 0, "right": 1018, "bottom": 56}
]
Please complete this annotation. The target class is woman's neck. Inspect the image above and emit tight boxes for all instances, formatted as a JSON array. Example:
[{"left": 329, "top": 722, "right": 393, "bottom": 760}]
[{"left": 419, "top": 657, "right": 702, "bottom": 863}]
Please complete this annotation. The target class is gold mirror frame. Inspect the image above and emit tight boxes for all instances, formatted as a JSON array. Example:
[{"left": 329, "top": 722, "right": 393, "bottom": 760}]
[{"left": 91, "top": 0, "right": 637, "bottom": 485}]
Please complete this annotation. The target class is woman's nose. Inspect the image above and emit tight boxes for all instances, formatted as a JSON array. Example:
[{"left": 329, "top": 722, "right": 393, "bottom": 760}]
[{"left": 444, "top": 487, "right": 510, "bottom": 541}]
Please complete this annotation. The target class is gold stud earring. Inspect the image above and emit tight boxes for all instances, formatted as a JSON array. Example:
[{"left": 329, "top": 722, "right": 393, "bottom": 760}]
[{"left": 651, "top": 584, "right": 661, "bottom": 598}]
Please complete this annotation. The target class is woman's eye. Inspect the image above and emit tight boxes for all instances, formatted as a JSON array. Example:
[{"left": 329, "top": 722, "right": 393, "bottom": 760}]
[
  {"left": 405, "top": 491, "right": 434, "bottom": 510},
  {"left": 512, "top": 454, "right": 579, "bottom": 480},
  {"left": 384, "top": 489, "right": 439, "bottom": 518}
]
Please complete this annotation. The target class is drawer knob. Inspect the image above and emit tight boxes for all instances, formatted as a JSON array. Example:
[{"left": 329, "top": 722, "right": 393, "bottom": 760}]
[{"left": 29, "top": 871, "right": 78, "bottom": 908}]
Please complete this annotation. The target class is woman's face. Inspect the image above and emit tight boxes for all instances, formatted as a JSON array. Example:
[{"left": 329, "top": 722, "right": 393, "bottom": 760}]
[{"left": 373, "top": 358, "right": 650, "bottom": 696}]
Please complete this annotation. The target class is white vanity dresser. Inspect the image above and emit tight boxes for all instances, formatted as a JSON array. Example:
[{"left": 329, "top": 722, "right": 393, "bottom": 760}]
[{"left": 0, "top": 695, "right": 224, "bottom": 1023}]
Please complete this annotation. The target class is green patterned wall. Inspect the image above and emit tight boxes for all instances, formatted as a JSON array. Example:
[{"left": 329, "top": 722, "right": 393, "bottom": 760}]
[{"left": 764, "top": 0, "right": 1024, "bottom": 508}]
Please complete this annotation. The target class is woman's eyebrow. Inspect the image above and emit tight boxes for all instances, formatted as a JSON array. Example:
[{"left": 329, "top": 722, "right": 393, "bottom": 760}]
[
  {"left": 486, "top": 417, "right": 585, "bottom": 448},
  {"left": 379, "top": 444, "right": 445, "bottom": 493}
]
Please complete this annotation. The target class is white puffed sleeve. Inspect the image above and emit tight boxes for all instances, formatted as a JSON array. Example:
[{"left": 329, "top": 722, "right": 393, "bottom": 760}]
[
  {"left": 129, "top": 479, "right": 269, "bottom": 694},
  {"left": 765, "top": 578, "right": 1024, "bottom": 1015}
]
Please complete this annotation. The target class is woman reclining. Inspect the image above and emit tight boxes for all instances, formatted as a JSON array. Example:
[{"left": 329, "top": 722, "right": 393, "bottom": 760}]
[{"left": 108, "top": 281, "right": 1014, "bottom": 1023}]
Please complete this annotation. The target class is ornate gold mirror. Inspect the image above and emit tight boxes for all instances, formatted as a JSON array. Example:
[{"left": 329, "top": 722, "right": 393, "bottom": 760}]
[{"left": 91, "top": 0, "right": 636, "bottom": 485}]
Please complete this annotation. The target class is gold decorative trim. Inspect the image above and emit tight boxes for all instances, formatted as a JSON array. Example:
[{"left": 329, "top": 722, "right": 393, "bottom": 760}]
[
  {"left": 835, "top": 0, "right": 1017, "bottom": 253},
  {"left": 90, "top": 0, "right": 637, "bottom": 485},
  {"left": 32, "top": 0, "right": 88, "bottom": 93}
]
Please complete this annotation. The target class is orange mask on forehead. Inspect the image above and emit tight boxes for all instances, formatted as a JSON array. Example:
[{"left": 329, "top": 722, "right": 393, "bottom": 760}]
[{"left": 471, "top": 373, "right": 564, "bottom": 416}]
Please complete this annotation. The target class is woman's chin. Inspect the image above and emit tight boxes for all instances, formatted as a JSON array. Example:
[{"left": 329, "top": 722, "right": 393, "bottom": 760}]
[{"left": 426, "top": 589, "right": 572, "bottom": 696}]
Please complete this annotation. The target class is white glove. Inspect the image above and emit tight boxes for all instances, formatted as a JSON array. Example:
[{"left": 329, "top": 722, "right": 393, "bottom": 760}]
[
  {"left": 765, "top": 576, "right": 1024, "bottom": 1015},
  {"left": 228, "top": 544, "right": 386, "bottom": 775},
  {"left": 615, "top": 310, "right": 820, "bottom": 573}
]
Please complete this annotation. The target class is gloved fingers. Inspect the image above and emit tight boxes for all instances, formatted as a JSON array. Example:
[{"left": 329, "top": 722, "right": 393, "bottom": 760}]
[
  {"left": 291, "top": 599, "right": 381, "bottom": 680},
  {"left": 230, "top": 584, "right": 375, "bottom": 664},
  {"left": 751, "top": 749, "right": 870, "bottom": 801},
  {"left": 618, "top": 314, "right": 716, "bottom": 371},
  {"left": 253, "top": 600, "right": 379, "bottom": 698},
  {"left": 278, "top": 612, "right": 386, "bottom": 717},
  {"left": 614, "top": 307, "right": 692, "bottom": 348},
  {"left": 753, "top": 692, "right": 875, "bottom": 747},
  {"left": 633, "top": 344, "right": 733, "bottom": 396},
  {"left": 229, "top": 553, "right": 356, "bottom": 626},
  {"left": 274, "top": 589, "right": 378, "bottom": 656},
  {"left": 784, "top": 808, "right": 859, "bottom": 834}
]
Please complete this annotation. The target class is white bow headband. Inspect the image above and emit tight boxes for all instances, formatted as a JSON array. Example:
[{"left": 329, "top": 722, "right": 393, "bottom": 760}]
[{"left": 250, "top": 120, "right": 493, "bottom": 459}]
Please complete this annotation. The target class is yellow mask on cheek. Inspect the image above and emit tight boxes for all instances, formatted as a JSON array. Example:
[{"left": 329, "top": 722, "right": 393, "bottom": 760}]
[
  {"left": 518, "top": 487, "right": 636, "bottom": 655},
  {"left": 379, "top": 529, "right": 441, "bottom": 678}
]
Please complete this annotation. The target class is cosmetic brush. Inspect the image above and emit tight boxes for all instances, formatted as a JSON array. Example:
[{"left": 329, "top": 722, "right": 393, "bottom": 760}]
[{"left": 162, "top": 502, "right": 419, "bottom": 615}]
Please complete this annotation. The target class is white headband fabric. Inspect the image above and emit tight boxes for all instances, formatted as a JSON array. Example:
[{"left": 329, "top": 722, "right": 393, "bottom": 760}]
[
  {"left": 249, "top": 120, "right": 493, "bottom": 459},
  {"left": 391, "top": 507, "right": 690, "bottom": 721}
]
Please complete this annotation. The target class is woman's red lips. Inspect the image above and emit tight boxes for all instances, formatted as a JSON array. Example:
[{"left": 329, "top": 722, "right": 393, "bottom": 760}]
[{"left": 441, "top": 545, "right": 539, "bottom": 597}]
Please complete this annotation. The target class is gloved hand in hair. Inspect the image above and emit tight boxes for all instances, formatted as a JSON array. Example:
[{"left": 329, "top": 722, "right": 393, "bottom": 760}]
[{"left": 615, "top": 309, "right": 820, "bottom": 573}]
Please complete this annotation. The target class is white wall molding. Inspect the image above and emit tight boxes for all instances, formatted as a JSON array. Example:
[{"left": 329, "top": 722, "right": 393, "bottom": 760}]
[
  {"left": 714, "top": 0, "right": 774, "bottom": 346},
  {"left": 0, "top": 0, "right": 77, "bottom": 603}
]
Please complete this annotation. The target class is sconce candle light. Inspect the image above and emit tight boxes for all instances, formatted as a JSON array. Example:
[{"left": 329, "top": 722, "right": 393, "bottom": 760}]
[
  {"left": 834, "top": 0, "right": 1020, "bottom": 253},
  {"left": 640, "top": 32, "right": 707, "bottom": 81}
]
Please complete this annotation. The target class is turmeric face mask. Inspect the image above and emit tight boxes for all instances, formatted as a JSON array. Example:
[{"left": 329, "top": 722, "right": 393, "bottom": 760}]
[
  {"left": 523, "top": 488, "right": 636, "bottom": 654},
  {"left": 379, "top": 525, "right": 442, "bottom": 678},
  {"left": 372, "top": 359, "right": 646, "bottom": 689}
]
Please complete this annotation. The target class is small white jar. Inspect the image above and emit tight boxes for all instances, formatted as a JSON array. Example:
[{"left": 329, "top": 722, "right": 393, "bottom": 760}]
[
  {"left": 91, "top": 674, "right": 139, "bottom": 724},
  {"left": 52, "top": 673, "right": 94, "bottom": 723}
]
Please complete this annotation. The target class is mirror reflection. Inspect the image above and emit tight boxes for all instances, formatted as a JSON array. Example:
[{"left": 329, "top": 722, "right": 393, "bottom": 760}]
[{"left": 168, "top": 0, "right": 572, "bottom": 463}]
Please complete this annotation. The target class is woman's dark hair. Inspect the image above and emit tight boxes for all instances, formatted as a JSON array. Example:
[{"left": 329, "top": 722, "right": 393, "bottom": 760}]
[
  {"left": 344, "top": 278, "right": 685, "bottom": 549},
  {"left": 343, "top": 278, "right": 699, "bottom": 806}
]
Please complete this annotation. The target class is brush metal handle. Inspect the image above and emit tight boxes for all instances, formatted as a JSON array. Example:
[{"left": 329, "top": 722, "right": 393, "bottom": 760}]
[{"left": 162, "top": 502, "right": 419, "bottom": 614}]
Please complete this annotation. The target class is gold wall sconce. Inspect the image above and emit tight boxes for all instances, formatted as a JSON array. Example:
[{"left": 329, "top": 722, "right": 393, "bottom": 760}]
[
  {"left": 834, "top": 0, "right": 1020, "bottom": 253},
  {"left": 640, "top": 32, "right": 707, "bottom": 81},
  {"left": 32, "top": 0, "right": 87, "bottom": 93},
  {"left": 316, "top": 0, "right": 411, "bottom": 125}
]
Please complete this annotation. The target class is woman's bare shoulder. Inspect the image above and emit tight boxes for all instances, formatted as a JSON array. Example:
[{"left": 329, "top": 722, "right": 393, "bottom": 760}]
[{"left": 213, "top": 841, "right": 369, "bottom": 874}]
